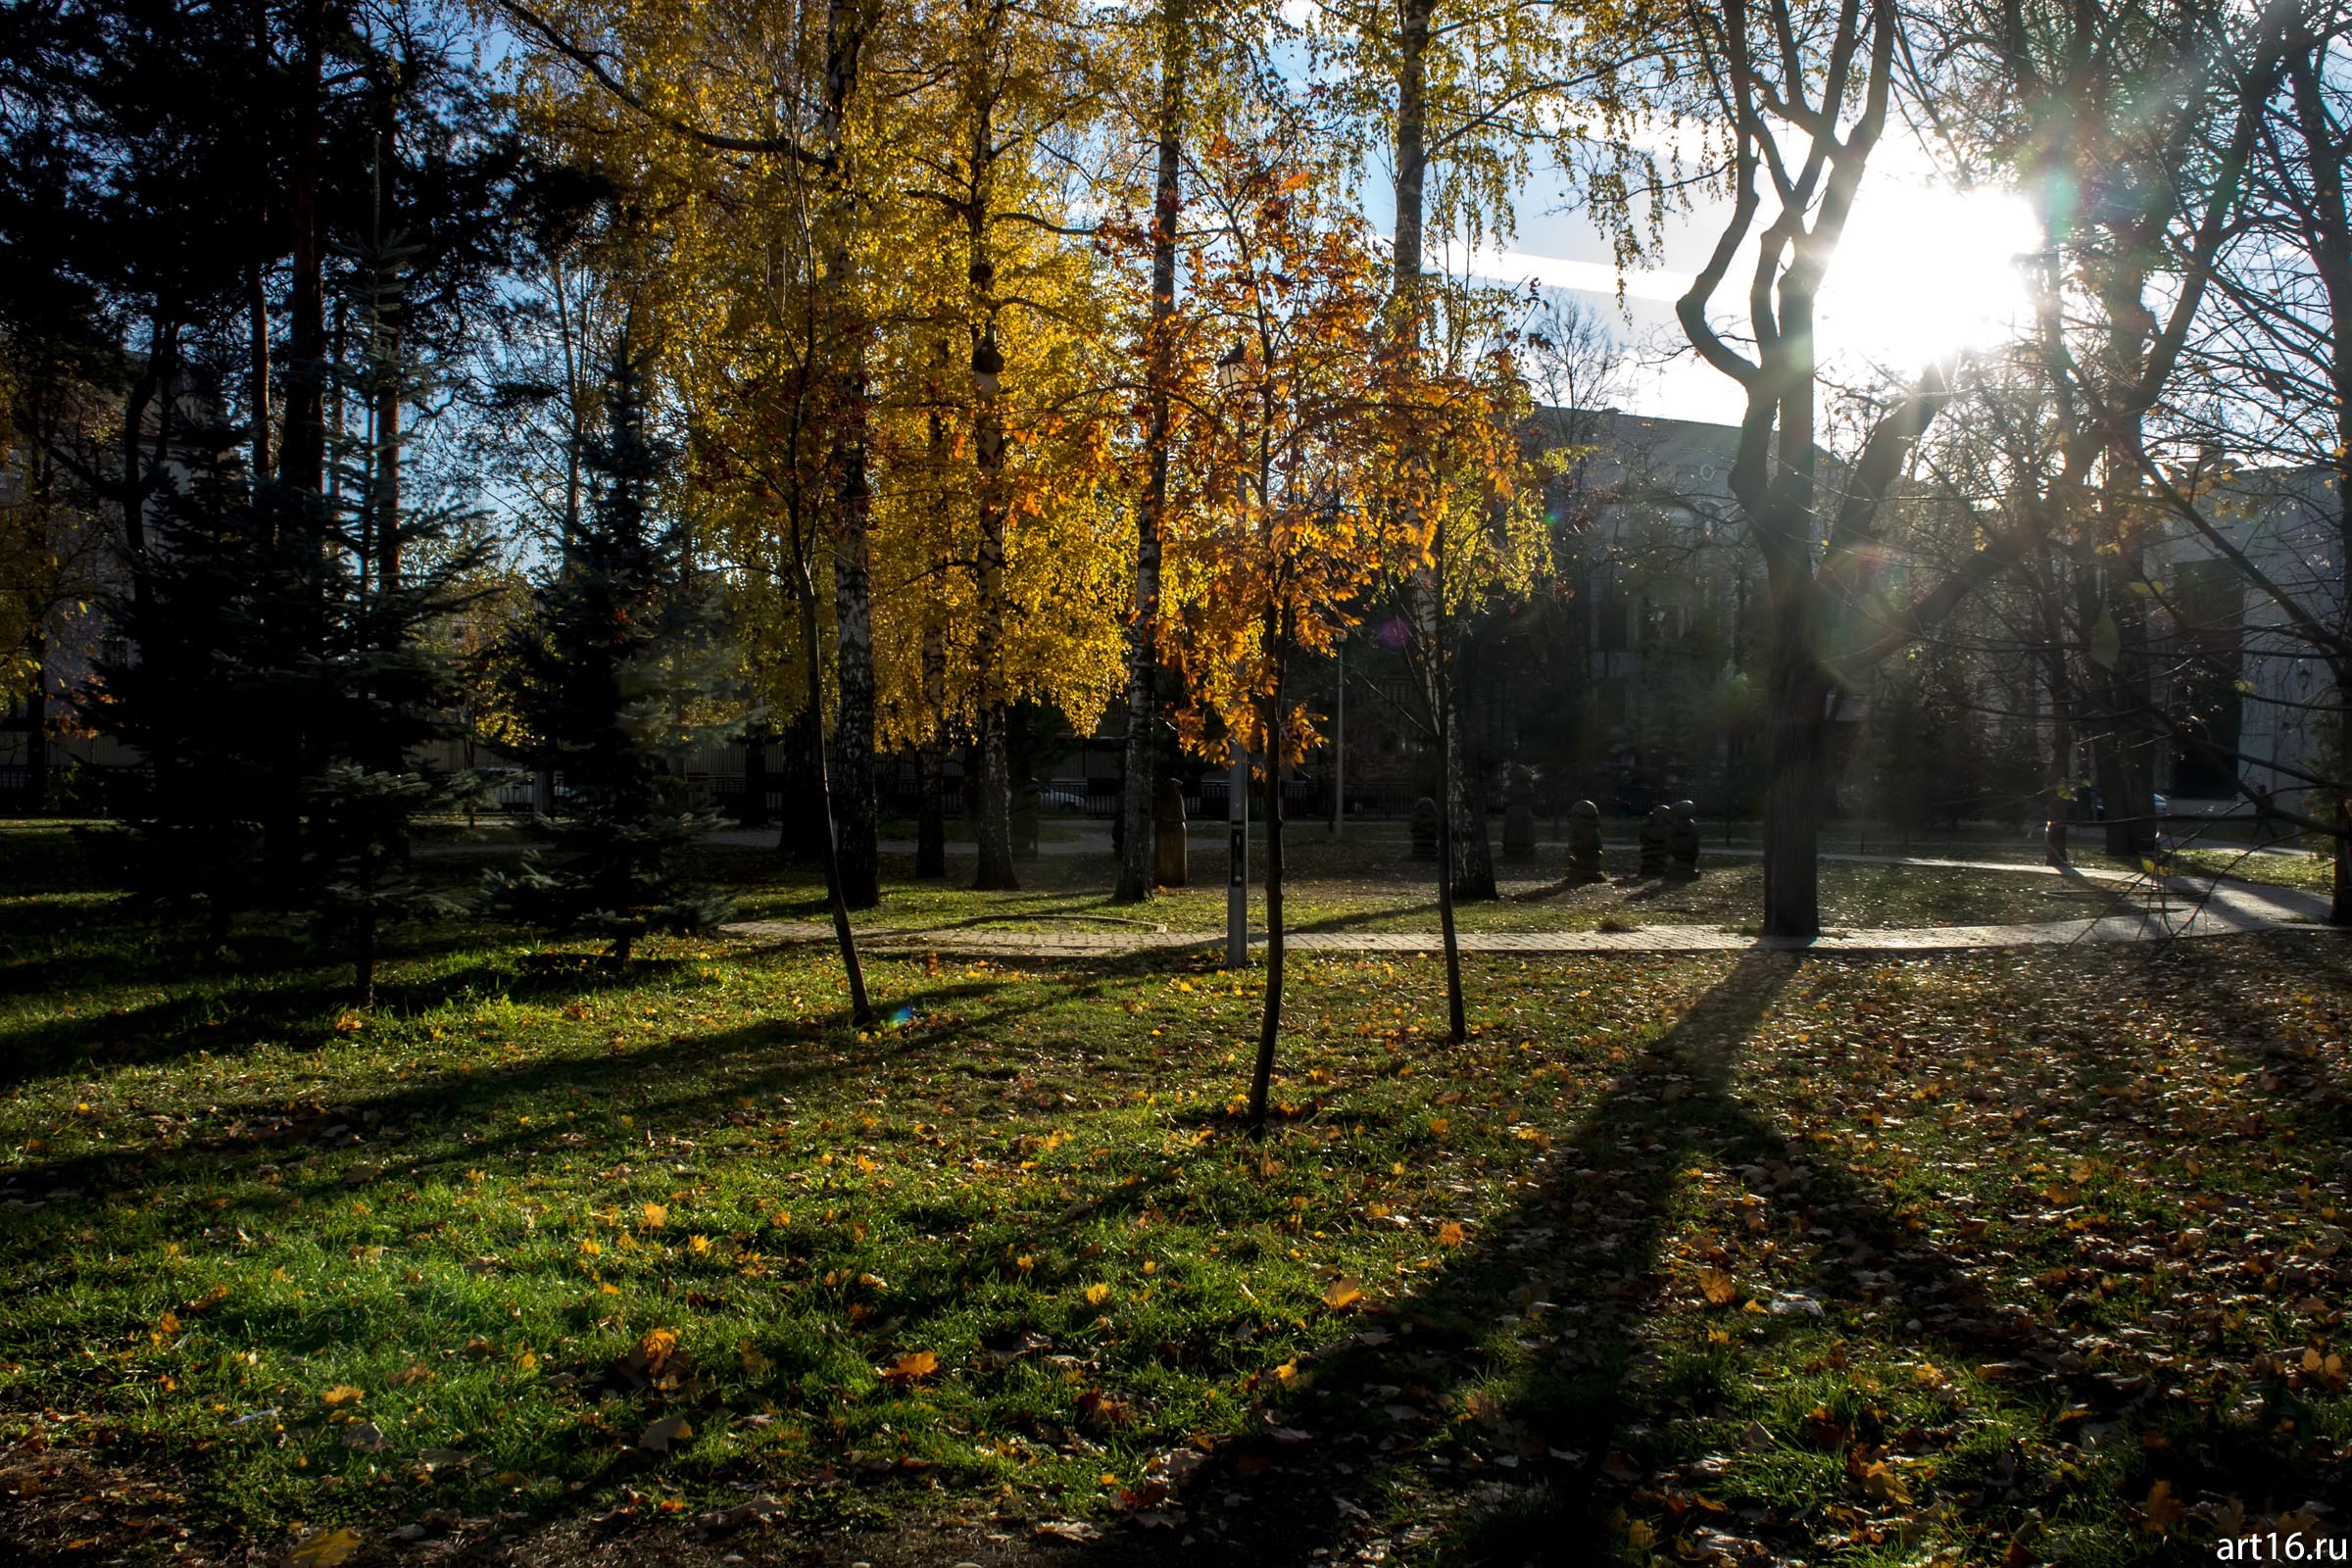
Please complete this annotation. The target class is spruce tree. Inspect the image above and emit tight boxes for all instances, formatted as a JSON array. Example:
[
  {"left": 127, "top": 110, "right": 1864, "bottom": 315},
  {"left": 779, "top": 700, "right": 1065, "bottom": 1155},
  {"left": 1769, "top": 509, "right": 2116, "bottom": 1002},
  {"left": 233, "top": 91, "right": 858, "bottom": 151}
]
[
  {"left": 95, "top": 452, "right": 330, "bottom": 945},
  {"left": 300, "top": 241, "right": 483, "bottom": 1005},
  {"left": 487, "top": 338, "right": 729, "bottom": 962}
]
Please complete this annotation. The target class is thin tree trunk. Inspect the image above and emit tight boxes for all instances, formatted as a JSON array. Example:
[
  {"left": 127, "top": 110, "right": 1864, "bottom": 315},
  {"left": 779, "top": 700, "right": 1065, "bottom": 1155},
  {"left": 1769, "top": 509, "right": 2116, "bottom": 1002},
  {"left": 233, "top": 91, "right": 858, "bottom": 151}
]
[
  {"left": 356, "top": 844, "right": 377, "bottom": 1007},
  {"left": 917, "top": 613, "right": 949, "bottom": 878},
  {"left": 831, "top": 416, "right": 880, "bottom": 907},
  {"left": 371, "top": 108, "right": 402, "bottom": 593},
  {"left": 798, "top": 567, "right": 874, "bottom": 1024},
  {"left": 1247, "top": 634, "right": 1286, "bottom": 1133},
  {"left": 1118, "top": 0, "right": 1186, "bottom": 904},
  {"left": 24, "top": 634, "right": 47, "bottom": 813},
  {"left": 970, "top": 336, "right": 1016, "bottom": 890},
  {"left": 1434, "top": 674, "right": 1465, "bottom": 1043},
  {"left": 1392, "top": 0, "right": 1432, "bottom": 296},
  {"left": 818, "top": 0, "right": 880, "bottom": 911},
  {"left": 280, "top": 0, "right": 327, "bottom": 500},
  {"left": 1445, "top": 687, "right": 1495, "bottom": 900}
]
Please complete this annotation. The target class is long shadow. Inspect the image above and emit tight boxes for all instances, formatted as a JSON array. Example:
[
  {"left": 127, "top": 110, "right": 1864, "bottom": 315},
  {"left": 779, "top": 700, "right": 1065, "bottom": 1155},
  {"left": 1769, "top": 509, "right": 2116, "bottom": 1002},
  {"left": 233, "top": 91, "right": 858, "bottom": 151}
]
[
  {"left": 0, "top": 941, "right": 702, "bottom": 1091},
  {"left": 1281, "top": 900, "right": 1444, "bottom": 937},
  {"left": 1030, "top": 951, "right": 2113, "bottom": 1566},
  {"left": 0, "top": 956, "right": 1153, "bottom": 1207}
]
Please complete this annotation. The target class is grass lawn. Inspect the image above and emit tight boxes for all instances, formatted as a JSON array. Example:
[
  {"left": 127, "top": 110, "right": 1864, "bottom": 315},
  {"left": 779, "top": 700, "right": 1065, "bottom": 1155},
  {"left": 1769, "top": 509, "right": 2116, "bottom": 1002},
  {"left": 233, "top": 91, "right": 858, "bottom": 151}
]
[
  {"left": 710, "top": 833, "right": 2116, "bottom": 936},
  {"left": 3, "top": 822, "right": 2349, "bottom": 1566},
  {"left": 2165, "top": 846, "right": 2340, "bottom": 896}
]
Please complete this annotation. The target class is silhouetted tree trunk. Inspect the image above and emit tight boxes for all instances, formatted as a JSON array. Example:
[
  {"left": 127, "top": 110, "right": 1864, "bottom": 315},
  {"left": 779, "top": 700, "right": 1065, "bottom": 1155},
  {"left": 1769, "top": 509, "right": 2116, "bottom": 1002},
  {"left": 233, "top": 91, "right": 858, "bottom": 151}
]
[{"left": 1117, "top": 0, "right": 1186, "bottom": 904}]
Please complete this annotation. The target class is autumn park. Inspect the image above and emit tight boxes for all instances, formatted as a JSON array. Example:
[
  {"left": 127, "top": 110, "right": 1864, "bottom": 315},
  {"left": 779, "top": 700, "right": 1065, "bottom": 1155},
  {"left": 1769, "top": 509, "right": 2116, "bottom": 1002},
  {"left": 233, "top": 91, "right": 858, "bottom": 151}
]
[{"left": 4, "top": 0, "right": 2352, "bottom": 1562}]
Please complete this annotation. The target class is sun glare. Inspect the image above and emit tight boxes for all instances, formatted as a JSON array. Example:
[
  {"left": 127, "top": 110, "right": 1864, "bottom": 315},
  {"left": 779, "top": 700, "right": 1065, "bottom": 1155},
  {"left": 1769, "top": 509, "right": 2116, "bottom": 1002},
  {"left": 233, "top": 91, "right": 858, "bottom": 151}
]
[{"left": 1818, "top": 176, "right": 2042, "bottom": 370}]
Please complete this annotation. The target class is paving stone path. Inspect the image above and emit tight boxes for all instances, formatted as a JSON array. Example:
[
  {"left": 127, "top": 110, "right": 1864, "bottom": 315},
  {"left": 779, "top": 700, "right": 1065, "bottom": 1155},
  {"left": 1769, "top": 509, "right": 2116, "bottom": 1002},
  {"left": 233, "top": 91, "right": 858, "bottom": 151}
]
[{"left": 723, "top": 863, "right": 2336, "bottom": 958}]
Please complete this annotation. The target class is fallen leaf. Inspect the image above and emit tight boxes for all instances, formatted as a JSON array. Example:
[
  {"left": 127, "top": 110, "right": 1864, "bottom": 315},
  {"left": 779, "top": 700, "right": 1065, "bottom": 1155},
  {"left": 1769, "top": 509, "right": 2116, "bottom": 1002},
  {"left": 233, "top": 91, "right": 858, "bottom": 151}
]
[
  {"left": 1322, "top": 1276, "right": 1364, "bottom": 1311},
  {"left": 287, "top": 1527, "right": 363, "bottom": 1567},
  {"left": 879, "top": 1349, "right": 939, "bottom": 1384},
  {"left": 1697, "top": 1269, "right": 1740, "bottom": 1306},
  {"left": 2139, "top": 1478, "right": 2186, "bottom": 1535},
  {"left": 318, "top": 1386, "right": 364, "bottom": 1408},
  {"left": 1437, "top": 1221, "right": 1465, "bottom": 1247},
  {"left": 636, "top": 1414, "right": 692, "bottom": 1453}
]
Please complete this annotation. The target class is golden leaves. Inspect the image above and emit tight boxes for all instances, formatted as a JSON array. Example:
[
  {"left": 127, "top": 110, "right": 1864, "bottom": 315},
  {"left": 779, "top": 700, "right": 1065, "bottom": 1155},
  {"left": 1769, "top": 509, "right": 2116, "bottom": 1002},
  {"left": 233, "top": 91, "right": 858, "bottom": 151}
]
[
  {"left": 633, "top": 1327, "right": 679, "bottom": 1378},
  {"left": 878, "top": 1349, "right": 939, "bottom": 1384},
  {"left": 1696, "top": 1269, "right": 1740, "bottom": 1306},
  {"left": 2138, "top": 1478, "right": 2186, "bottom": 1535},
  {"left": 1321, "top": 1276, "right": 1364, "bottom": 1311},
  {"left": 318, "top": 1385, "right": 364, "bottom": 1408},
  {"left": 287, "top": 1526, "right": 363, "bottom": 1567}
]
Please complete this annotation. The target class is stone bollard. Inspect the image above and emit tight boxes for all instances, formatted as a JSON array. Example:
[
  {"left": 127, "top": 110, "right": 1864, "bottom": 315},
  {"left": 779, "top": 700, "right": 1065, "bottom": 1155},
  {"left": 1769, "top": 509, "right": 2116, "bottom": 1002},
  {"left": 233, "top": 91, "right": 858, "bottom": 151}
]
[
  {"left": 1669, "top": 799, "right": 1700, "bottom": 878},
  {"left": 1639, "top": 805, "right": 1672, "bottom": 876},
  {"left": 1567, "top": 799, "right": 1603, "bottom": 882},
  {"left": 1501, "top": 764, "right": 1538, "bottom": 860},
  {"left": 1409, "top": 796, "right": 1440, "bottom": 859},
  {"left": 1012, "top": 781, "right": 1042, "bottom": 859},
  {"left": 1153, "top": 776, "right": 1189, "bottom": 887}
]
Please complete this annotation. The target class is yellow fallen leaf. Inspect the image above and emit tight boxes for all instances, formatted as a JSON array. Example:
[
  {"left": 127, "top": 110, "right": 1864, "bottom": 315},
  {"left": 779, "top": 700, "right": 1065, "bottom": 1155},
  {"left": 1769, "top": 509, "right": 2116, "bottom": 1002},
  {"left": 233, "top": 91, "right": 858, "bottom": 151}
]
[
  {"left": 634, "top": 1327, "right": 678, "bottom": 1375},
  {"left": 640, "top": 1201, "right": 667, "bottom": 1230},
  {"left": 318, "top": 1386, "right": 364, "bottom": 1408},
  {"left": 1084, "top": 1283, "right": 1111, "bottom": 1306},
  {"left": 288, "top": 1526, "right": 363, "bottom": 1566},
  {"left": 1437, "top": 1222, "right": 1465, "bottom": 1247},
  {"left": 1697, "top": 1269, "right": 1740, "bottom": 1306},
  {"left": 2140, "top": 1478, "right": 2186, "bottom": 1535},
  {"left": 879, "top": 1349, "right": 939, "bottom": 1384},
  {"left": 1323, "top": 1276, "right": 1364, "bottom": 1311},
  {"left": 1859, "top": 1459, "right": 1911, "bottom": 1505}
]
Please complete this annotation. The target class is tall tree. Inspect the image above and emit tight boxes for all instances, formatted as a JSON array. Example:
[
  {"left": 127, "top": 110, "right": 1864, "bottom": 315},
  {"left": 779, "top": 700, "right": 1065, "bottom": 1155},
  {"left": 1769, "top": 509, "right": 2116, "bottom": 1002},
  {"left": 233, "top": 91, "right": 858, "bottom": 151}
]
[{"left": 491, "top": 337, "right": 732, "bottom": 965}]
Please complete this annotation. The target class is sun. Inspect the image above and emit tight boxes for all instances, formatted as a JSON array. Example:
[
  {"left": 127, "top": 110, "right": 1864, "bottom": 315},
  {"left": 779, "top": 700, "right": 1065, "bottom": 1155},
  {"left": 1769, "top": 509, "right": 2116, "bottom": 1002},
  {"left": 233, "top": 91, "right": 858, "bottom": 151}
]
[{"left": 1815, "top": 175, "right": 2042, "bottom": 370}]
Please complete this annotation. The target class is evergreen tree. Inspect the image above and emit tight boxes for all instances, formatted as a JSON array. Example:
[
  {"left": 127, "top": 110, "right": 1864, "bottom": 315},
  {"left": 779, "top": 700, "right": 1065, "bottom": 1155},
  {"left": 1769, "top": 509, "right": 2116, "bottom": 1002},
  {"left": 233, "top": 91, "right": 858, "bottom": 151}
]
[
  {"left": 487, "top": 338, "right": 730, "bottom": 962},
  {"left": 301, "top": 241, "right": 485, "bottom": 1005},
  {"left": 93, "top": 451, "right": 329, "bottom": 945}
]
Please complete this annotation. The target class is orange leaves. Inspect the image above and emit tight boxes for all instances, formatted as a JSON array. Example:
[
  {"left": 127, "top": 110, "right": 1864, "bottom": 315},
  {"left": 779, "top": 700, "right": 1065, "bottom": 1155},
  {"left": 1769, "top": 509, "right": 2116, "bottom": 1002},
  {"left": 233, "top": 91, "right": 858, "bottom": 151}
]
[
  {"left": 1696, "top": 1269, "right": 1741, "bottom": 1306},
  {"left": 632, "top": 1327, "right": 679, "bottom": 1379},
  {"left": 2137, "top": 1479, "right": 2187, "bottom": 1535},
  {"left": 878, "top": 1349, "right": 939, "bottom": 1385},
  {"left": 1321, "top": 1276, "right": 1365, "bottom": 1311}
]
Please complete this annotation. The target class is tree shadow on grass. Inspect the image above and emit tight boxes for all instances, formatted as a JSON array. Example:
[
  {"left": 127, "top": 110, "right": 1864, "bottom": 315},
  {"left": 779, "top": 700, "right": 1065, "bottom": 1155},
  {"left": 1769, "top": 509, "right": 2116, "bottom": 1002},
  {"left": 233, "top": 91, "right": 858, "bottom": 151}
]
[
  {"left": 1026, "top": 951, "right": 2116, "bottom": 1567},
  {"left": 0, "top": 956, "right": 1154, "bottom": 1209},
  {"left": 0, "top": 939, "right": 701, "bottom": 1092}
]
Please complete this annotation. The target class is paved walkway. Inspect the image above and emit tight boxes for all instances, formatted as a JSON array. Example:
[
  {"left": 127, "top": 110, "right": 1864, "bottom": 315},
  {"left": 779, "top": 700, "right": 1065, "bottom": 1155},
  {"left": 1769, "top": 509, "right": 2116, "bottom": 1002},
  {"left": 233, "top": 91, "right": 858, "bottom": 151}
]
[{"left": 723, "top": 866, "right": 2336, "bottom": 958}]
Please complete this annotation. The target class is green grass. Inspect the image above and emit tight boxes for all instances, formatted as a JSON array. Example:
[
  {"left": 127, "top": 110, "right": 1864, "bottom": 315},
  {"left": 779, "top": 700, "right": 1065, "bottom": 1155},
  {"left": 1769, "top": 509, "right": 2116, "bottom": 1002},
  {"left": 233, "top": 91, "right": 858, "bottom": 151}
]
[
  {"left": 709, "top": 835, "right": 2100, "bottom": 934},
  {"left": 2166, "top": 845, "right": 2338, "bottom": 895},
  {"left": 1, "top": 823, "right": 2348, "bottom": 1566}
]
